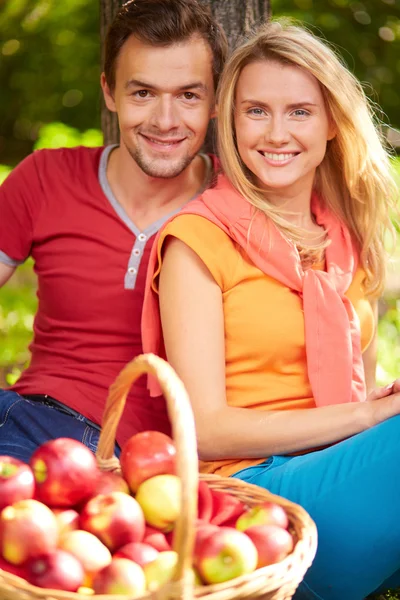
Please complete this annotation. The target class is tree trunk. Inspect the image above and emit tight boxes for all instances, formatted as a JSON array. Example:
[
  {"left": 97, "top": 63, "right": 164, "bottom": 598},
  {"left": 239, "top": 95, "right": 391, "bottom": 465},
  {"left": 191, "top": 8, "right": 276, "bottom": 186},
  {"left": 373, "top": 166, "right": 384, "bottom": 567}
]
[
  {"left": 100, "top": 0, "right": 120, "bottom": 145},
  {"left": 100, "top": 0, "right": 271, "bottom": 146}
]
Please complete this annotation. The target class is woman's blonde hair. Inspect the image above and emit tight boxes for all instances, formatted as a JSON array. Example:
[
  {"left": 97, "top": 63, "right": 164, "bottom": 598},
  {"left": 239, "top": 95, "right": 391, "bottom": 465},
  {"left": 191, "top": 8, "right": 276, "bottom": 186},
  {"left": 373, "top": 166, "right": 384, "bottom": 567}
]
[{"left": 217, "top": 19, "right": 398, "bottom": 295}]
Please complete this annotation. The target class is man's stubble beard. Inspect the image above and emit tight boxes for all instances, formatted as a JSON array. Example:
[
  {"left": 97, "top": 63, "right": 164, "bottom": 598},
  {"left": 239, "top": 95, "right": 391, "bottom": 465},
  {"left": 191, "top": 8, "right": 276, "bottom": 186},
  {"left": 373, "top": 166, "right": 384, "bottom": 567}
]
[{"left": 127, "top": 144, "right": 197, "bottom": 179}]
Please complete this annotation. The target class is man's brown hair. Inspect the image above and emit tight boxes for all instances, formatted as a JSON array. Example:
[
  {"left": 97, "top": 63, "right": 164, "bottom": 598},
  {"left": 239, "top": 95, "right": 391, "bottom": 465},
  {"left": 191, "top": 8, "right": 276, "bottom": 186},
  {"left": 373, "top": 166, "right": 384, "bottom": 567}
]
[{"left": 104, "top": 0, "right": 228, "bottom": 92}]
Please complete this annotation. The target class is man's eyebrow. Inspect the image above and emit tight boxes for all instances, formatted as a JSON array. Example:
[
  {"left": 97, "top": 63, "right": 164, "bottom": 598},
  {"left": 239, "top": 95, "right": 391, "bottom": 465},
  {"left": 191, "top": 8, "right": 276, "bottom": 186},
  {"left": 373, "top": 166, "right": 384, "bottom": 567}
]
[
  {"left": 125, "top": 79, "right": 209, "bottom": 93},
  {"left": 240, "top": 99, "right": 319, "bottom": 109}
]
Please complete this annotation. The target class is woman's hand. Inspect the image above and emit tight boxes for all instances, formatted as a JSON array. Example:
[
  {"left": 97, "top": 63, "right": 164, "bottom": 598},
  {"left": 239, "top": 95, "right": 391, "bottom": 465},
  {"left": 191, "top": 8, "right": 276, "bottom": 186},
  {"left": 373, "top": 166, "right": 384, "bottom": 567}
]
[
  {"left": 367, "top": 378, "right": 400, "bottom": 401},
  {"left": 366, "top": 379, "right": 400, "bottom": 427}
]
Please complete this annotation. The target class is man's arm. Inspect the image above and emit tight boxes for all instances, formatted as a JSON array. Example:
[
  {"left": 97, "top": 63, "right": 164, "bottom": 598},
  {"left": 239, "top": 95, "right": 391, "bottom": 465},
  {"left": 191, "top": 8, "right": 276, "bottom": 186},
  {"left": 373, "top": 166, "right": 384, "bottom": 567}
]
[{"left": 0, "top": 262, "right": 16, "bottom": 287}]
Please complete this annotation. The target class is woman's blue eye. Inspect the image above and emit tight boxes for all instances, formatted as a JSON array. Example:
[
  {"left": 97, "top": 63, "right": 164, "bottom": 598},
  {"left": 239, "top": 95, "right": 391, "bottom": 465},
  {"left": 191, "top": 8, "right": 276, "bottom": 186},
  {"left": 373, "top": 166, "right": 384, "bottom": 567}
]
[
  {"left": 293, "top": 109, "right": 309, "bottom": 117},
  {"left": 249, "top": 108, "right": 265, "bottom": 116}
]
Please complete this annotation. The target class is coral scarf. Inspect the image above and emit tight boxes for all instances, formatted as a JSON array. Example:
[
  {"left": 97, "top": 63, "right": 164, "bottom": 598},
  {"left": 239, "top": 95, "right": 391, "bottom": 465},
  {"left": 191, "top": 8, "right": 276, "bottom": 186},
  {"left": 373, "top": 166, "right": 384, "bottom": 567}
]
[{"left": 142, "top": 174, "right": 366, "bottom": 405}]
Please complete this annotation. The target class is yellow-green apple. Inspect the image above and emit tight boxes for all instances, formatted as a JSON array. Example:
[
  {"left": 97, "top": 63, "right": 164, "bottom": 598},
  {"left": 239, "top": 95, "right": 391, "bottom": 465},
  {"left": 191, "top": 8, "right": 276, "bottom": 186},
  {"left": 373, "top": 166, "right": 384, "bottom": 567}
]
[
  {"left": 92, "top": 471, "right": 130, "bottom": 497},
  {"left": 120, "top": 431, "right": 176, "bottom": 494},
  {"left": 52, "top": 508, "right": 80, "bottom": 537},
  {"left": 58, "top": 529, "right": 111, "bottom": 586},
  {"left": 191, "top": 566, "right": 203, "bottom": 586},
  {"left": 114, "top": 541, "right": 159, "bottom": 566},
  {"left": 245, "top": 525, "right": 294, "bottom": 568},
  {"left": 26, "top": 549, "right": 84, "bottom": 591},
  {"left": 79, "top": 491, "right": 145, "bottom": 552},
  {"left": 92, "top": 557, "right": 146, "bottom": 596},
  {"left": 195, "top": 527, "right": 258, "bottom": 584},
  {"left": 77, "top": 586, "right": 95, "bottom": 595},
  {"left": 236, "top": 502, "right": 289, "bottom": 531},
  {"left": 0, "top": 499, "right": 58, "bottom": 565},
  {"left": 29, "top": 438, "right": 99, "bottom": 507},
  {"left": 0, "top": 456, "right": 35, "bottom": 511},
  {"left": 143, "top": 525, "right": 172, "bottom": 551},
  {"left": 135, "top": 474, "right": 181, "bottom": 532},
  {"left": 143, "top": 550, "right": 178, "bottom": 591}
]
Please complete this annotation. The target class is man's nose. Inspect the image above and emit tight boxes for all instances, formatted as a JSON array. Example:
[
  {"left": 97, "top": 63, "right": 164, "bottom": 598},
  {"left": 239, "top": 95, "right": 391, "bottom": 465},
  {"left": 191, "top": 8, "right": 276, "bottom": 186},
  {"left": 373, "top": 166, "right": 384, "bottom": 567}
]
[{"left": 150, "top": 97, "right": 180, "bottom": 131}]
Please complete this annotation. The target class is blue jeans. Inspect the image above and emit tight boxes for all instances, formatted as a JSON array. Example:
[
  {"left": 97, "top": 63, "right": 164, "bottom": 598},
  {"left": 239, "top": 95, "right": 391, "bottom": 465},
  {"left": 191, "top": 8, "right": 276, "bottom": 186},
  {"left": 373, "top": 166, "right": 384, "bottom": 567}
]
[
  {"left": 232, "top": 415, "right": 400, "bottom": 600},
  {"left": 0, "top": 389, "right": 120, "bottom": 463}
]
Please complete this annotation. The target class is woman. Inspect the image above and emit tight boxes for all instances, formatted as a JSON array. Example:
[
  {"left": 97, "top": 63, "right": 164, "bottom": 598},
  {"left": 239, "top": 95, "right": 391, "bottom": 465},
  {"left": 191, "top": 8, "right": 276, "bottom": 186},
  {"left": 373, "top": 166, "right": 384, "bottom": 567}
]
[{"left": 142, "top": 21, "right": 400, "bottom": 600}]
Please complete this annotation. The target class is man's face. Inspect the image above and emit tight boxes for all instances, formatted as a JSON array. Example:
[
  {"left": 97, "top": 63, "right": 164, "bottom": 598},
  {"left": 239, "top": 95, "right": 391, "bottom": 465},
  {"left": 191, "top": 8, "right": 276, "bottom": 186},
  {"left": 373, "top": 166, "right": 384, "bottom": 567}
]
[{"left": 102, "top": 34, "right": 215, "bottom": 179}]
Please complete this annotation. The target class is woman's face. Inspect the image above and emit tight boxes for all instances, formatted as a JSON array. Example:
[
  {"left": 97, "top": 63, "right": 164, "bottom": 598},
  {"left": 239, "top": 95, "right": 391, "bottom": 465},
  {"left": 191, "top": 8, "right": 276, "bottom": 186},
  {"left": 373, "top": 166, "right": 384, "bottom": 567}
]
[{"left": 234, "top": 60, "right": 335, "bottom": 200}]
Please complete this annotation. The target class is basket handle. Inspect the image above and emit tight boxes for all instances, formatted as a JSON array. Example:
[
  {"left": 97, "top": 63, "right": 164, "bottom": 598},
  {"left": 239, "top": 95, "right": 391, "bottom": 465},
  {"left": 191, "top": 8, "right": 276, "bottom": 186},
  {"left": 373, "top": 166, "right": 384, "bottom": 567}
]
[{"left": 96, "top": 353, "right": 199, "bottom": 585}]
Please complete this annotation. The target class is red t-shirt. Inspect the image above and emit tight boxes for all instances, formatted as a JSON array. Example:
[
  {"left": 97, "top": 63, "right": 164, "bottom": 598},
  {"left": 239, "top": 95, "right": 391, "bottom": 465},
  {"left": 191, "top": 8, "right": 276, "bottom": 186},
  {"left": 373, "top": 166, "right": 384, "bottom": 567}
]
[{"left": 0, "top": 146, "right": 216, "bottom": 447}]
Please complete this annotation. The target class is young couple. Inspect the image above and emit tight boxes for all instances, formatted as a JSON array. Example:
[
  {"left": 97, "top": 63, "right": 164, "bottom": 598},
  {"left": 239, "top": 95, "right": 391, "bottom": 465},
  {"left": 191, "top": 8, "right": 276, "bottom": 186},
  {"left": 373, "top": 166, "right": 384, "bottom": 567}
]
[{"left": 1, "top": 1, "right": 399, "bottom": 598}]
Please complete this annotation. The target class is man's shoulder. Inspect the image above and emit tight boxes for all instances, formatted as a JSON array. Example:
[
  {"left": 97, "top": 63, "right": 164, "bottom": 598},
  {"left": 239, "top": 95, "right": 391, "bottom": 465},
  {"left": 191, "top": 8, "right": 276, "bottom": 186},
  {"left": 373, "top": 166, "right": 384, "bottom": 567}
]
[
  {"left": 1, "top": 146, "right": 107, "bottom": 203},
  {"left": 31, "top": 145, "right": 105, "bottom": 171}
]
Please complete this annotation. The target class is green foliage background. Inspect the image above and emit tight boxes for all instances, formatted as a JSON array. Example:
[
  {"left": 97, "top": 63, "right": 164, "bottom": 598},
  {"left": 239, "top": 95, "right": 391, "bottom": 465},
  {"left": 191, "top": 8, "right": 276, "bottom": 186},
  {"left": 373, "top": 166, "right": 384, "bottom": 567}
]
[
  {"left": 0, "top": 2, "right": 399, "bottom": 395},
  {"left": 1, "top": 0, "right": 399, "bottom": 167}
]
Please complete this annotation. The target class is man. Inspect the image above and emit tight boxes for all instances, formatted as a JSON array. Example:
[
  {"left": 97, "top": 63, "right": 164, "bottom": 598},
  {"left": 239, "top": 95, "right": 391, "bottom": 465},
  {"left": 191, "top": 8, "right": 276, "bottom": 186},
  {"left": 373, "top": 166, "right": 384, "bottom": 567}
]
[{"left": 0, "top": 0, "right": 227, "bottom": 462}]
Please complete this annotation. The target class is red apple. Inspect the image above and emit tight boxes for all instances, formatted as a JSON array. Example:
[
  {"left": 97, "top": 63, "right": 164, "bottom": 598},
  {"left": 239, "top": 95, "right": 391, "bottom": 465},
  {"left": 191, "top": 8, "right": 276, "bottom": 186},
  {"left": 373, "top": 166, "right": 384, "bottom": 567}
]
[
  {"left": 210, "top": 490, "right": 247, "bottom": 527},
  {"left": 165, "top": 528, "right": 174, "bottom": 548},
  {"left": 92, "top": 471, "right": 130, "bottom": 497},
  {"left": 52, "top": 508, "right": 80, "bottom": 537},
  {"left": 245, "top": 525, "right": 294, "bottom": 568},
  {"left": 135, "top": 474, "right": 181, "bottom": 532},
  {"left": 80, "top": 491, "right": 145, "bottom": 552},
  {"left": 92, "top": 557, "right": 146, "bottom": 595},
  {"left": 143, "top": 550, "right": 178, "bottom": 591},
  {"left": 0, "top": 456, "right": 35, "bottom": 511},
  {"left": 120, "top": 431, "right": 176, "bottom": 494},
  {"left": 197, "top": 481, "right": 213, "bottom": 522},
  {"left": 0, "top": 555, "right": 28, "bottom": 580},
  {"left": 236, "top": 502, "right": 289, "bottom": 531},
  {"left": 0, "top": 499, "right": 58, "bottom": 565},
  {"left": 195, "top": 526, "right": 258, "bottom": 584},
  {"left": 143, "top": 525, "right": 172, "bottom": 552},
  {"left": 58, "top": 530, "right": 112, "bottom": 579},
  {"left": 26, "top": 549, "right": 84, "bottom": 591},
  {"left": 194, "top": 523, "right": 219, "bottom": 557},
  {"left": 30, "top": 438, "right": 99, "bottom": 507},
  {"left": 114, "top": 542, "right": 159, "bottom": 566}
]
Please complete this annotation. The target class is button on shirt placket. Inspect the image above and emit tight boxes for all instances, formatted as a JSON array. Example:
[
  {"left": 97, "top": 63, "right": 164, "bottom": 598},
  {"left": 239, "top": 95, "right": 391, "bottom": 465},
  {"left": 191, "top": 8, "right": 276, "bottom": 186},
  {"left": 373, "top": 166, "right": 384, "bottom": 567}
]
[{"left": 124, "top": 233, "right": 148, "bottom": 289}]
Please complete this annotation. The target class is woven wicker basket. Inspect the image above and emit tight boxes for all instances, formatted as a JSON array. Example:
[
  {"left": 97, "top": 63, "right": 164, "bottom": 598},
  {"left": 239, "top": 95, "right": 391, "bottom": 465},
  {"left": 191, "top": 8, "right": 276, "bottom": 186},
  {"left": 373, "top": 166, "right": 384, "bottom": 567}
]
[{"left": 0, "top": 353, "right": 318, "bottom": 600}]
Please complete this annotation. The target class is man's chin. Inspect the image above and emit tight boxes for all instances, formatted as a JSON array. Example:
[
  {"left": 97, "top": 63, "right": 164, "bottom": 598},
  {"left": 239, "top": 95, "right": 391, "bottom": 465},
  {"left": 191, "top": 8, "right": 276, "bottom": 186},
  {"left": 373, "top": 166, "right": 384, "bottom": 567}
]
[
  {"left": 128, "top": 148, "right": 195, "bottom": 179},
  {"left": 140, "top": 158, "right": 195, "bottom": 179}
]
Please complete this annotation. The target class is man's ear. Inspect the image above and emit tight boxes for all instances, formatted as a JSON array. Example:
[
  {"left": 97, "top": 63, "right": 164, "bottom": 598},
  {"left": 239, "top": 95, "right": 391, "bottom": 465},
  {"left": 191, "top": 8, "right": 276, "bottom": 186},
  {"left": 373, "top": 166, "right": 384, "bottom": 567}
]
[
  {"left": 100, "top": 73, "right": 117, "bottom": 113},
  {"left": 210, "top": 102, "right": 218, "bottom": 120}
]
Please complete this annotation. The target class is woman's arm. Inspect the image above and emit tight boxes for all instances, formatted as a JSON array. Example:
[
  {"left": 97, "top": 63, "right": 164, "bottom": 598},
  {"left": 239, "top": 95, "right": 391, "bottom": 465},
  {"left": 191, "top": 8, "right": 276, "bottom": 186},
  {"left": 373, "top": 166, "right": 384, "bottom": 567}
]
[{"left": 159, "top": 238, "right": 400, "bottom": 461}]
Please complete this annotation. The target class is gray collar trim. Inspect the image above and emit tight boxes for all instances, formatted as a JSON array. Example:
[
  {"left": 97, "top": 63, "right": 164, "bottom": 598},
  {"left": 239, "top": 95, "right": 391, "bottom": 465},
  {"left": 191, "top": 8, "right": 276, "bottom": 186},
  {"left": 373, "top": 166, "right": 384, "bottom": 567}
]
[{"left": 98, "top": 145, "right": 213, "bottom": 238}]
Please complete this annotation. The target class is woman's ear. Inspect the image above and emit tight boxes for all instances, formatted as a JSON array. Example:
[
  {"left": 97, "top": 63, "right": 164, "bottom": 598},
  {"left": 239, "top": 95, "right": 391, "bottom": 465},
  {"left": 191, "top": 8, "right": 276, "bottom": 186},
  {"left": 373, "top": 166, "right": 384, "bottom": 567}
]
[{"left": 327, "top": 118, "right": 337, "bottom": 141}]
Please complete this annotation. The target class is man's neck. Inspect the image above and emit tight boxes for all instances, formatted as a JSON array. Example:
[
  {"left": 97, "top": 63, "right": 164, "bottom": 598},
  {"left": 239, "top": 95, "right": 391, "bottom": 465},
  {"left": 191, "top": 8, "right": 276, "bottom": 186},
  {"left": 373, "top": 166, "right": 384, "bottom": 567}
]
[{"left": 106, "top": 145, "right": 208, "bottom": 231}]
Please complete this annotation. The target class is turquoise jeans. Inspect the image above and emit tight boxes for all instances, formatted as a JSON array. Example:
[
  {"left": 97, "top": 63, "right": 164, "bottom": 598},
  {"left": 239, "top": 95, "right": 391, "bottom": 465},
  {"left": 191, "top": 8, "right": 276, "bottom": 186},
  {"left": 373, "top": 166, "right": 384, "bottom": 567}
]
[{"left": 232, "top": 415, "right": 400, "bottom": 600}]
